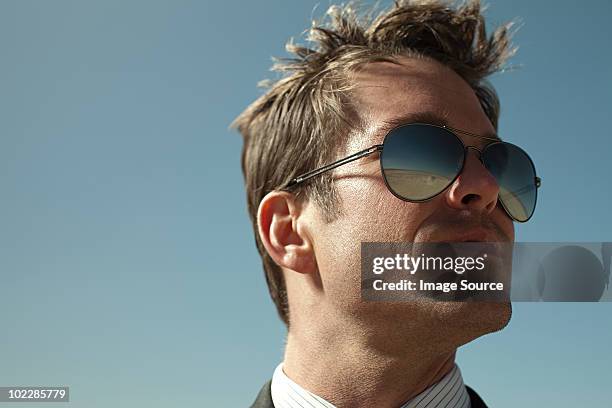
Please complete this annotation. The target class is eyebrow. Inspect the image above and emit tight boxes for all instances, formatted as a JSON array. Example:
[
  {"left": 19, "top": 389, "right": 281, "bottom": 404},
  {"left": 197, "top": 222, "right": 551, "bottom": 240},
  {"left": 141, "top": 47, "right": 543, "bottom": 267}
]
[{"left": 377, "top": 111, "right": 501, "bottom": 141}]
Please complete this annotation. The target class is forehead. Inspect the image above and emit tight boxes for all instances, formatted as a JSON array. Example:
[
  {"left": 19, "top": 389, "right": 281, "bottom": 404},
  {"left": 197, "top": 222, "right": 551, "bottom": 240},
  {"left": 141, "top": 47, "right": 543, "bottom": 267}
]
[{"left": 347, "top": 56, "right": 497, "bottom": 150}]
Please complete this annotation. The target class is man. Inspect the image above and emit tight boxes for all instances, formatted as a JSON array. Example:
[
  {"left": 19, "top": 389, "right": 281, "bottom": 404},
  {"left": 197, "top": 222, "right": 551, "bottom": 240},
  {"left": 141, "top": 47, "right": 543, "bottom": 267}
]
[{"left": 233, "top": 1, "right": 539, "bottom": 407}]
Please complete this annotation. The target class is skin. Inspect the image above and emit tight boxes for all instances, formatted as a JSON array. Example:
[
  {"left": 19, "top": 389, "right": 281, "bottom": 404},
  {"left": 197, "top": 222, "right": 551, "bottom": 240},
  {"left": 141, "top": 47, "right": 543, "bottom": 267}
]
[{"left": 257, "top": 56, "right": 515, "bottom": 408}]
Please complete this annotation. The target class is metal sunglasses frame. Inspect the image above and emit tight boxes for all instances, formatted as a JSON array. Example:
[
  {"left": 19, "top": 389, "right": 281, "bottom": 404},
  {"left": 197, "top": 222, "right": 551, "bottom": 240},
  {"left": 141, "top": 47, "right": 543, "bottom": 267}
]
[{"left": 283, "top": 122, "right": 542, "bottom": 222}]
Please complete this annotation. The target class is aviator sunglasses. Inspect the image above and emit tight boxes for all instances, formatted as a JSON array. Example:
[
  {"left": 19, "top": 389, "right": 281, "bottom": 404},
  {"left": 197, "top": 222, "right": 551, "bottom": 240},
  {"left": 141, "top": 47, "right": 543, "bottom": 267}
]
[{"left": 284, "top": 123, "right": 541, "bottom": 222}]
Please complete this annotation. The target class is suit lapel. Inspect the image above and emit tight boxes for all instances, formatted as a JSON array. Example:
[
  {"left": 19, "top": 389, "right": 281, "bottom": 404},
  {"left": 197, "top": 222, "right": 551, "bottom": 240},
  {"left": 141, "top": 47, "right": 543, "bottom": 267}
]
[
  {"left": 466, "top": 385, "right": 489, "bottom": 408},
  {"left": 250, "top": 380, "right": 274, "bottom": 408}
]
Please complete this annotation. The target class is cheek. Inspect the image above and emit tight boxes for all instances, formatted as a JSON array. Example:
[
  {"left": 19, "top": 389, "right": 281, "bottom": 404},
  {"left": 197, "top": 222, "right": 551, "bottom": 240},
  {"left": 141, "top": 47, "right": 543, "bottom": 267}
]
[
  {"left": 494, "top": 205, "right": 515, "bottom": 241},
  {"left": 335, "top": 174, "right": 439, "bottom": 242},
  {"left": 313, "top": 179, "right": 438, "bottom": 310}
]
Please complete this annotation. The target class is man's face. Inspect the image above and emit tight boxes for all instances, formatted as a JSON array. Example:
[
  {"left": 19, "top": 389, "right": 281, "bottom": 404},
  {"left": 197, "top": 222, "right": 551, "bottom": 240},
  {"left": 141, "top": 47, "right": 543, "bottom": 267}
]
[{"left": 305, "top": 56, "right": 514, "bottom": 351}]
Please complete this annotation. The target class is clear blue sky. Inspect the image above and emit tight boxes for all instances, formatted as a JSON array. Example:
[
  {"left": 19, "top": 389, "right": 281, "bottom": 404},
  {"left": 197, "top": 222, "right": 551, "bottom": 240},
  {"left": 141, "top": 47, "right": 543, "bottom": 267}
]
[{"left": 0, "top": 1, "right": 611, "bottom": 407}]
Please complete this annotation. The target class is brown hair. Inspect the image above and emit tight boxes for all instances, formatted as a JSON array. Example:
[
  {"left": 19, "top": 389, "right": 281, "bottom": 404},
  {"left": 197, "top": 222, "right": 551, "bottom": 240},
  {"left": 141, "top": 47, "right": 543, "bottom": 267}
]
[{"left": 231, "top": 0, "right": 516, "bottom": 326}]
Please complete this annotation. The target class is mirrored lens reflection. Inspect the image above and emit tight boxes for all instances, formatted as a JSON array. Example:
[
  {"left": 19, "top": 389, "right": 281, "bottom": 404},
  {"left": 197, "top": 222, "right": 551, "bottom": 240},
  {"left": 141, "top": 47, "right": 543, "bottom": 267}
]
[
  {"left": 382, "top": 125, "right": 464, "bottom": 201},
  {"left": 483, "top": 142, "right": 537, "bottom": 221}
]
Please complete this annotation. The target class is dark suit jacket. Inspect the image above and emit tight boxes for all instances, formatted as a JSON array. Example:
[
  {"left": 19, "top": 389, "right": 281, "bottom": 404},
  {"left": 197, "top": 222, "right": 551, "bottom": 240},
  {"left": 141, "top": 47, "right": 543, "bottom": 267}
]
[{"left": 250, "top": 379, "right": 489, "bottom": 408}]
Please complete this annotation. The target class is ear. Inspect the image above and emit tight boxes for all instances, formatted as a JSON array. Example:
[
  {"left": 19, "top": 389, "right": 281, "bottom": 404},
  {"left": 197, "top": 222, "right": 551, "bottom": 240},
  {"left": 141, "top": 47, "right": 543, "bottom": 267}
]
[{"left": 257, "top": 191, "right": 317, "bottom": 275}]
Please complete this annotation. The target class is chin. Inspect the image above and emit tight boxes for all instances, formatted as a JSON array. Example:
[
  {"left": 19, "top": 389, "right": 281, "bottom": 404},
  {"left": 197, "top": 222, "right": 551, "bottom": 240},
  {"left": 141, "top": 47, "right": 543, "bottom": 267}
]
[
  {"left": 356, "top": 300, "right": 512, "bottom": 356},
  {"left": 436, "top": 301, "right": 513, "bottom": 346}
]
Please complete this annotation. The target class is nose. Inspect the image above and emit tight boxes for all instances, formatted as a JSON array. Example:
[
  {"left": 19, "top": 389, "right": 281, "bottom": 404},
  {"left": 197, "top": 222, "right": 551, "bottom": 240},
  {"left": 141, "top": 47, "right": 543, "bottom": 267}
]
[{"left": 445, "top": 147, "right": 500, "bottom": 215}]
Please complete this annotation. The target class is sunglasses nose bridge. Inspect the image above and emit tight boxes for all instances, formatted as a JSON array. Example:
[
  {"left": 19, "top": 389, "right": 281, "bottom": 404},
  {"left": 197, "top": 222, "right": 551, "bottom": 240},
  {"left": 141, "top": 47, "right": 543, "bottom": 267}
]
[
  {"left": 464, "top": 145, "right": 484, "bottom": 164},
  {"left": 462, "top": 145, "right": 498, "bottom": 186}
]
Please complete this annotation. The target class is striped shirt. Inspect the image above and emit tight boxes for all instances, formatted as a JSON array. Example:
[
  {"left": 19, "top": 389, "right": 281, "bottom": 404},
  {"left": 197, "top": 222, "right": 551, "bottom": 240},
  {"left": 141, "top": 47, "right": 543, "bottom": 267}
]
[{"left": 270, "top": 363, "right": 471, "bottom": 408}]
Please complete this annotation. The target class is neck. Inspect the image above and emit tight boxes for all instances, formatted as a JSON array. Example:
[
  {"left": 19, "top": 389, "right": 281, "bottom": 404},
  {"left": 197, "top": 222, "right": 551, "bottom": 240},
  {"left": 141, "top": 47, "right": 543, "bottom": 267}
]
[{"left": 282, "top": 322, "right": 456, "bottom": 408}]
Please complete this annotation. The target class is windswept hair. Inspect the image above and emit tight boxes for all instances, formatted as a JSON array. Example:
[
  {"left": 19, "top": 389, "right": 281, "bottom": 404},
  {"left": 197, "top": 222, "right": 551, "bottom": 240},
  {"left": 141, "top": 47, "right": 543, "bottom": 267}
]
[{"left": 232, "top": 0, "right": 516, "bottom": 326}]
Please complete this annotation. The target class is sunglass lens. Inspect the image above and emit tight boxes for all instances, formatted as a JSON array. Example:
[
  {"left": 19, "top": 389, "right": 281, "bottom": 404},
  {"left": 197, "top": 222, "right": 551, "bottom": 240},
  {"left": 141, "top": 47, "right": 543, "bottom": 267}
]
[
  {"left": 483, "top": 142, "right": 538, "bottom": 222},
  {"left": 381, "top": 124, "right": 464, "bottom": 201}
]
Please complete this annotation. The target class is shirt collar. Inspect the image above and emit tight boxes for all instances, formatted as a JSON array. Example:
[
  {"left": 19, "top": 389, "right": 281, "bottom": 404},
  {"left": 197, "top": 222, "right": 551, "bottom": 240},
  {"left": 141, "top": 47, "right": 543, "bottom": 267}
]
[{"left": 270, "top": 362, "right": 471, "bottom": 408}]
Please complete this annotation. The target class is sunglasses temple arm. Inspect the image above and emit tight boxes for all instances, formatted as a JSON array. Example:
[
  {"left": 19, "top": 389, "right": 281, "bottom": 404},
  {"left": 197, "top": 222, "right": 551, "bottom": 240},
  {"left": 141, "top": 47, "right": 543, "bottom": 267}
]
[{"left": 283, "top": 145, "right": 383, "bottom": 189}]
